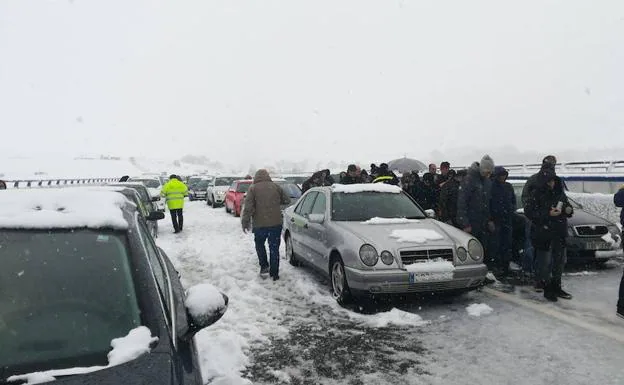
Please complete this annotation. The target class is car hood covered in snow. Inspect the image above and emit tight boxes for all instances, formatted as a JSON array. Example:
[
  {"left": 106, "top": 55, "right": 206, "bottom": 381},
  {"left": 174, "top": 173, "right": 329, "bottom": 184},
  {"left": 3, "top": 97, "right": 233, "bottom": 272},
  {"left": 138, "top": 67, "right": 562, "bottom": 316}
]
[
  {"left": 333, "top": 219, "right": 460, "bottom": 251},
  {"left": 211, "top": 186, "right": 229, "bottom": 193}
]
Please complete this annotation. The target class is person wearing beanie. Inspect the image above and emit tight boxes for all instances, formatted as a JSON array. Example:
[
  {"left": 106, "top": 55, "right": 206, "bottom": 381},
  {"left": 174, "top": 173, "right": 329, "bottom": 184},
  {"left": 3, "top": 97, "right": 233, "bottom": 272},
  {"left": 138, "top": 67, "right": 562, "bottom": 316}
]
[
  {"left": 160, "top": 174, "right": 188, "bottom": 233},
  {"left": 521, "top": 155, "right": 558, "bottom": 206},
  {"left": 456, "top": 156, "right": 495, "bottom": 272},
  {"left": 524, "top": 167, "right": 574, "bottom": 301}
]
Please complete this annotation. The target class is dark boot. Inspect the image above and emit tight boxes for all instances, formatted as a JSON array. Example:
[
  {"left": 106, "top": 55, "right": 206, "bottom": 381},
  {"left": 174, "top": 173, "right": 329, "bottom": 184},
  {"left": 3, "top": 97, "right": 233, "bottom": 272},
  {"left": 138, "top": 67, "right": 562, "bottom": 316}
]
[
  {"left": 617, "top": 307, "right": 624, "bottom": 320},
  {"left": 544, "top": 281, "right": 558, "bottom": 302},
  {"left": 534, "top": 280, "right": 545, "bottom": 293},
  {"left": 553, "top": 279, "right": 572, "bottom": 300}
]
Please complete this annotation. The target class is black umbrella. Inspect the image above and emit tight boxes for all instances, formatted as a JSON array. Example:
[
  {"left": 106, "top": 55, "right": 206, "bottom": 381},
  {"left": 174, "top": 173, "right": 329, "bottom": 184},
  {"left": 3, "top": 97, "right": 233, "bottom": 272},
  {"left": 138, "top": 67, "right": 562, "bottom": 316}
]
[{"left": 387, "top": 157, "right": 427, "bottom": 173}]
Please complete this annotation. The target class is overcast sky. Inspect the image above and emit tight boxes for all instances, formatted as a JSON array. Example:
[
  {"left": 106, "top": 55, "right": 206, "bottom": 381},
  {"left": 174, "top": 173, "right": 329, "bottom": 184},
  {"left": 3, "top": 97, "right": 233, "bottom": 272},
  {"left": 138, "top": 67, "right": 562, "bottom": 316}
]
[{"left": 1, "top": 0, "right": 623, "bottom": 167}]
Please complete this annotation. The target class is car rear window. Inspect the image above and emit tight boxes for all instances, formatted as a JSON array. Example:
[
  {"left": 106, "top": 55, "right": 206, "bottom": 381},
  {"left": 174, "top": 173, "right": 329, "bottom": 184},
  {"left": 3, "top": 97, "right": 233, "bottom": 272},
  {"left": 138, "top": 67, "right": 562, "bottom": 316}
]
[
  {"left": 236, "top": 183, "right": 251, "bottom": 193},
  {"left": 0, "top": 229, "right": 142, "bottom": 375}
]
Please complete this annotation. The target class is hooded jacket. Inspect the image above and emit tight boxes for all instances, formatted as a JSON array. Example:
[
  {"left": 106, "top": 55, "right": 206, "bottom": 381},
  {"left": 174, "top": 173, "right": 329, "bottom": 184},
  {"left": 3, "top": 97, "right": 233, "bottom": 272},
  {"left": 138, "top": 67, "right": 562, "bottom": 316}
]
[
  {"left": 490, "top": 167, "right": 516, "bottom": 221},
  {"left": 439, "top": 177, "right": 460, "bottom": 225},
  {"left": 241, "top": 169, "right": 291, "bottom": 230},
  {"left": 456, "top": 162, "right": 493, "bottom": 231}
]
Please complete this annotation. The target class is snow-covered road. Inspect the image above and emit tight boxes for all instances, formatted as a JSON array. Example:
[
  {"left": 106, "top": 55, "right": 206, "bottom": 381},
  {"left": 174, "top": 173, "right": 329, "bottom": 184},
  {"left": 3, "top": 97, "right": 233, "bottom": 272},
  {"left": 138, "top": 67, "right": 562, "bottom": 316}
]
[{"left": 158, "top": 201, "right": 624, "bottom": 385}]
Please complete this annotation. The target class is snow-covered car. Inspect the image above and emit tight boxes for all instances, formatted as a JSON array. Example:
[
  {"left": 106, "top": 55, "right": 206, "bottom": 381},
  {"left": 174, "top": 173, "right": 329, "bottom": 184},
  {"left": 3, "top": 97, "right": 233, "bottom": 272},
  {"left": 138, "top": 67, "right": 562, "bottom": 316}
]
[
  {"left": 0, "top": 189, "right": 228, "bottom": 385},
  {"left": 106, "top": 182, "right": 164, "bottom": 238},
  {"left": 128, "top": 177, "right": 165, "bottom": 212},
  {"left": 188, "top": 178, "right": 211, "bottom": 201},
  {"left": 282, "top": 184, "right": 487, "bottom": 304},
  {"left": 206, "top": 176, "right": 238, "bottom": 208},
  {"left": 510, "top": 180, "right": 622, "bottom": 265}
]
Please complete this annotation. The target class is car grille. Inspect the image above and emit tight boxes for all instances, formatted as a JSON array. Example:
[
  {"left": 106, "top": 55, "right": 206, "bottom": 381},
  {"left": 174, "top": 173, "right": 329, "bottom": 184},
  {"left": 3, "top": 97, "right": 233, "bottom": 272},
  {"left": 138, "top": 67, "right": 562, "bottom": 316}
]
[
  {"left": 379, "top": 278, "right": 475, "bottom": 293},
  {"left": 575, "top": 225, "right": 608, "bottom": 237},
  {"left": 399, "top": 248, "right": 454, "bottom": 265}
]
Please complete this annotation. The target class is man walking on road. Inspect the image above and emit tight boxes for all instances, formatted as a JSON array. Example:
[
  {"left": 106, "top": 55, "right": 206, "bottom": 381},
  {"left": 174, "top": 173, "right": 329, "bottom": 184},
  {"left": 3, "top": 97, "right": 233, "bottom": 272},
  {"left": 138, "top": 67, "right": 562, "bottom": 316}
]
[
  {"left": 161, "top": 174, "right": 188, "bottom": 234},
  {"left": 242, "top": 169, "right": 291, "bottom": 281}
]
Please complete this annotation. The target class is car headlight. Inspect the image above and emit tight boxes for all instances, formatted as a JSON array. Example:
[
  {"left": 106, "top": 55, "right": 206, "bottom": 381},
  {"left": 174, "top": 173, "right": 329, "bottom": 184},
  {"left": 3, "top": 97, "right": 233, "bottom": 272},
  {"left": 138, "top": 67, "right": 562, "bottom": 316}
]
[
  {"left": 608, "top": 225, "right": 620, "bottom": 236},
  {"left": 456, "top": 247, "right": 467, "bottom": 262},
  {"left": 467, "top": 239, "right": 483, "bottom": 261},
  {"left": 359, "top": 244, "right": 379, "bottom": 266},
  {"left": 380, "top": 250, "right": 394, "bottom": 265},
  {"left": 568, "top": 226, "right": 576, "bottom": 237}
]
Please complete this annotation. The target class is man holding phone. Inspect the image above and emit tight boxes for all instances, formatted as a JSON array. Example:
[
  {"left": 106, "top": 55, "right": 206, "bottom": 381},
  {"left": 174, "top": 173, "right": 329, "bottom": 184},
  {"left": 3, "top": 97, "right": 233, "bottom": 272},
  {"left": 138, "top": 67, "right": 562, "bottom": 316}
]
[{"left": 524, "top": 168, "right": 574, "bottom": 301}]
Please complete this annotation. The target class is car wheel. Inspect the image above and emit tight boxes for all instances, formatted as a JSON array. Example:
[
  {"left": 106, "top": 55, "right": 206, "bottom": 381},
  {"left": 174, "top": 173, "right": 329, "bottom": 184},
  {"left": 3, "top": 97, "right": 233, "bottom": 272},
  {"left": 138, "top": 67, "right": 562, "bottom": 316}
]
[
  {"left": 330, "top": 255, "right": 352, "bottom": 305},
  {"left": 285, "top": 234, "right": 299, "bottom": 266},
  {"left": 206, "top": 195, "right": 211, "bottom": 206},
  {"left": 225, "top": 202, "right": 231, "bottom": 213},
  {"left": 212, "top": 197, "right": 218, "bottom": 208}
]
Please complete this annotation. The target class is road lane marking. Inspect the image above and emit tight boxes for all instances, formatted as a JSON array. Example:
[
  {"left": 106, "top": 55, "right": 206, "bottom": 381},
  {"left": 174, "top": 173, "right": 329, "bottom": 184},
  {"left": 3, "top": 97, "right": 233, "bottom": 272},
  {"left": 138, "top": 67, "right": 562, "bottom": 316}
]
[{"left": 482, "top": 287, "right": 624, "bottom": 343}]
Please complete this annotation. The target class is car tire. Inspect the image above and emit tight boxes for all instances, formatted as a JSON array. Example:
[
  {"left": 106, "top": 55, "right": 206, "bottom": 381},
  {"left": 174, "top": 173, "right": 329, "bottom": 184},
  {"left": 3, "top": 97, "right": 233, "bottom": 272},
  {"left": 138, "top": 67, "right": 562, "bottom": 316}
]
[
  {"left": 225, "top": 202, "right": 231, "bottom": 213},
  {"left": 212, "top": 197, "right": 218, "bottom": 208},
  {"left": 206, "top": 195, "right": 211, "bottom": 206},
  {"left": 285, "top": 234, "right": 299, "bottom": 266},
  {"left": 330, "top": 255, "right": 352, "bottom": 305}
]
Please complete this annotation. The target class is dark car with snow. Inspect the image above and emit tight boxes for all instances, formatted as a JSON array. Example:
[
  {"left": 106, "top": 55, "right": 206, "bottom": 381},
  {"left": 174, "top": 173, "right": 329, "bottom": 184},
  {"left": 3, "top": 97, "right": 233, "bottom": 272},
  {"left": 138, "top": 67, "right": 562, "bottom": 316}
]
[
  {"left": 0, "top": 189, "right": 228, "bottom": 385},
  {"left": 282, "top": 184, "right": 487, "bottom": 305},
  {"left": 510, "top": 181, "right": 622, "bottom": 265}
]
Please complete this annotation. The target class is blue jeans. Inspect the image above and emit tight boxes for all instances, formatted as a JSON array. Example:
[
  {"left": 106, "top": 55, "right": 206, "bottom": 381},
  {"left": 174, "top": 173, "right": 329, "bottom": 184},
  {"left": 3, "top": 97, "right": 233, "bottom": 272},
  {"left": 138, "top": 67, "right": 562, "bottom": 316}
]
[{"left": 254, "top": 225, "right": 282, "bottom": 277}]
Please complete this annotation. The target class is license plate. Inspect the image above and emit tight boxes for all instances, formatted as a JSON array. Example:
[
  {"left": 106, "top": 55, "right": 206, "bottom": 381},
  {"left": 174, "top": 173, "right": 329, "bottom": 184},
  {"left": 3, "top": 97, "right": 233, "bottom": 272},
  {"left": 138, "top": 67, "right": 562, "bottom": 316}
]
[
  {"left": 409, "top": 271, "right": 454, "bottom": 283},
  {"left": 585, "top": 241, "right": 610, "bottom": 250}
]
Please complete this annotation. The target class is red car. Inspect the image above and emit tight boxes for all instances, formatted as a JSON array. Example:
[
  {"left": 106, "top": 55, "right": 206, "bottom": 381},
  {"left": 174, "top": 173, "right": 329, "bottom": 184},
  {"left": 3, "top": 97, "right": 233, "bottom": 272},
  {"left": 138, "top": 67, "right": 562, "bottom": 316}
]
[{"left": 224, "top": 179, "right": 252, "bottom": 217}]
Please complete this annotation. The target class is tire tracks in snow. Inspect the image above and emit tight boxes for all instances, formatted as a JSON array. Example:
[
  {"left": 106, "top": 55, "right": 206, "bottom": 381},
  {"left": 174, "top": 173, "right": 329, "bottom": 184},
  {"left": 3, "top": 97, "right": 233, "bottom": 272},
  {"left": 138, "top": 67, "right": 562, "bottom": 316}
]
[{"left": 157, "top": 202, "right": 432, "bottom": 385}]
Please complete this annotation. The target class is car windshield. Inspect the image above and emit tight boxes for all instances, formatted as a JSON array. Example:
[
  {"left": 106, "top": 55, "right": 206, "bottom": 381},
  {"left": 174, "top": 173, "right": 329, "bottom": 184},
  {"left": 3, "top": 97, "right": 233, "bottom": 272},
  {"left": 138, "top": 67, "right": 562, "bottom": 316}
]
[
  {"left": 196, "top": 180, "right": 210, "bottom": 189},
  {"left": 236, "top": 183, "right": 251, "bottom": 193},
  {"left": 331, "top": 192, "right": 426, "bottom": 221},
  {"left": 0, "top": 230, "right": 142, "bottom": 376},
  {"left": 188, "top": 177, "right": 202, "bottom": 186},
  {"left": 130, "top": 178, "right": 161, "bottom": 189},
  {"left": 215, "top": 177, "right": 235, "bottom": 186},
  {"left": 277, "top": 182, "right": 302, "bottom": 198}
]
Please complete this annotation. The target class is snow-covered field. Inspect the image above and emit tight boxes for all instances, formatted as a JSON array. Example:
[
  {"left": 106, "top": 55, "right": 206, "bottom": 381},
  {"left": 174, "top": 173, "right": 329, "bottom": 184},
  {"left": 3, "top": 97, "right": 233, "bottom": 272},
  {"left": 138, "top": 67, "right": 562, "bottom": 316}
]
[{"left": 157, "top": 201, "right": 624, "bottom": 385}]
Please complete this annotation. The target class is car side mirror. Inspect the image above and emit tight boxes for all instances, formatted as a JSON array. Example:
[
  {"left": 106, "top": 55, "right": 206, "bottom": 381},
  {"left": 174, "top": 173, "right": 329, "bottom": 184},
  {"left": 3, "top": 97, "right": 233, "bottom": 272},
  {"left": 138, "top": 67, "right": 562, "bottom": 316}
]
[
  {"left": 151, "top": 196, "right": 161, "bottom": 202},
  {"left": 425, "top": 209, "right": 435, "bottom": 218},
  {"left": 182, "top": 283, "right": 228, "bottom": 341},
  {"left": 147, "top": 211, "right": 165, "bottom": 221},
  {"left": 308, "top": 213, "right": 325, "bottom": 224}
]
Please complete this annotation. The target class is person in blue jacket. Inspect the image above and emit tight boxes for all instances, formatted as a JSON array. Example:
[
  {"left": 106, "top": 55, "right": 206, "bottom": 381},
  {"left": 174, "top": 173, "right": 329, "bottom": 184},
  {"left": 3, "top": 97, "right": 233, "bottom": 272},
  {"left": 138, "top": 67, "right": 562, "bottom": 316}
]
[{"left": 613, "top": 186, "right": 624, "bottom": 319}]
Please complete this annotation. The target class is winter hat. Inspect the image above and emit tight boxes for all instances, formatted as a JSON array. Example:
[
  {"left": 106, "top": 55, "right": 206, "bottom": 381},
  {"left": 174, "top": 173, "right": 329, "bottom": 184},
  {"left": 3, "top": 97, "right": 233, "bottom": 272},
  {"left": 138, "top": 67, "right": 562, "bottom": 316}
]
[
  {"left": 494, "top": 166, "right": 508, "bottom": 178},
  {"left": 479, "top": 155, "right": 495, "bottom": 174},
  {"left": 347, "top": 164, "right": 357, "bottom": 172}
]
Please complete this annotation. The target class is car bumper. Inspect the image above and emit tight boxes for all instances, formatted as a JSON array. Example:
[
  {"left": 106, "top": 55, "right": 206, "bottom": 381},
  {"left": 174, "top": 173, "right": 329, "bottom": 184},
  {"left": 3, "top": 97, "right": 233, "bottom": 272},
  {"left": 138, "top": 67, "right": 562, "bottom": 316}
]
[
  {"left": 344, "top": 264, "right": 488, "bottom": 294},
  {"left": 194, "top": 193, "right": 207, "bottom": 199},
  {"left": 214, "top": 195, "right": 225, "bottom": 203},
  {"left": 566, "top": 236, "right": 622, "bottom": 261}
]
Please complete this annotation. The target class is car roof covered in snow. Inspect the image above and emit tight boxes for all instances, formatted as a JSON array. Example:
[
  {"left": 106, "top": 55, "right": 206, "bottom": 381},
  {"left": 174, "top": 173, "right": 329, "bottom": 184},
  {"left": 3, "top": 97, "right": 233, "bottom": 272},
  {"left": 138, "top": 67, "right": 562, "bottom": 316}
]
[{"left": 0, "top": 189, "right": 130, "bottom": 230}]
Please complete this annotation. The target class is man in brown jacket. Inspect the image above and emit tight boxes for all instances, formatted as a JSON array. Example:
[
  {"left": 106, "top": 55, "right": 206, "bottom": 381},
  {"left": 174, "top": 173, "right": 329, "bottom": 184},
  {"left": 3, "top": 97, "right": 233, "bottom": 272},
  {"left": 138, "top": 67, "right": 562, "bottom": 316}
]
[{"left": 242, "top": 169, "right": 291, "bottom": 280}]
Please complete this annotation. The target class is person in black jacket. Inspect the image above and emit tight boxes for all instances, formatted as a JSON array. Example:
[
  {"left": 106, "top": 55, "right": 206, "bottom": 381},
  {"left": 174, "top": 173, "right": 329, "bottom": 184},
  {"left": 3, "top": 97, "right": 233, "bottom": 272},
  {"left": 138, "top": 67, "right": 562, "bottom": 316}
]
[
  {"left": 521, "top": 155, "right": 557, "bottom": 206},
  {"left": 302, "top": 170, "right": 334, "bottom": 192},
  {"left": 613, "top": 186, "right": 624, "bottom": 319},
  {"left": 457, "top": 156, "right": 495, "bottom": 265},
  {"left": 341, "top": 164, "right": 362, "bottom": 184},
  {"left": 372, "top": 163, "right": 400, "bottom": 185},
  {"left": 489, "top": 167, "right": 516, "bottom": 277},
  {"left": 524, "top": 168, "right": 574, "bottom": 301},
  {"left": 439, "top": 169, "right": 462, "bottom": 226},
  {"left": 417, "top": 172, "right": 438, "bottom": 211}
]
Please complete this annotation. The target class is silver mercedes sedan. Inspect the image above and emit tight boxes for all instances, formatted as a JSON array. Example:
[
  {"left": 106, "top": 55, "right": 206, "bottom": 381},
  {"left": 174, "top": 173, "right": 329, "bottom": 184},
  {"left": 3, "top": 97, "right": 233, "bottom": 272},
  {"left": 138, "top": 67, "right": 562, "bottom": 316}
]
[{"left": 282, "top": 183, "right": 488, "bottom": 304}]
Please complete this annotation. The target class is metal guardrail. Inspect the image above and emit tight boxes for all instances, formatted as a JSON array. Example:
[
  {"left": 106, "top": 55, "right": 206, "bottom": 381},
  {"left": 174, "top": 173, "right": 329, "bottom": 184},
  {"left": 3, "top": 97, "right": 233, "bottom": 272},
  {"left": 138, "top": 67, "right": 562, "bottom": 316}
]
[{"left": 4, "top": 178, "right": 119, "bottom": 189}]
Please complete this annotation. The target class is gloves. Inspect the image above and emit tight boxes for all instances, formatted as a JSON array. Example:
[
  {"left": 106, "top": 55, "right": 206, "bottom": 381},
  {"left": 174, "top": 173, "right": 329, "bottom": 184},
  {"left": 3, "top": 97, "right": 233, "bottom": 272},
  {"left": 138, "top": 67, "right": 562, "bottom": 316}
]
[{"left": 565, "top": 206, "right": 573, "bottom": 215}]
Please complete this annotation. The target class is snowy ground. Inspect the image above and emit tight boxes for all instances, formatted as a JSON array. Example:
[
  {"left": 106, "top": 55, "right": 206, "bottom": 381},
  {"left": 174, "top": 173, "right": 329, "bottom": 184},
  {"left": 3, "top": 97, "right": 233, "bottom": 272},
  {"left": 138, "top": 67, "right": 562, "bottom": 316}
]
[{"left": 157, "top": 201, "right": 624, "bottom": 385}]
